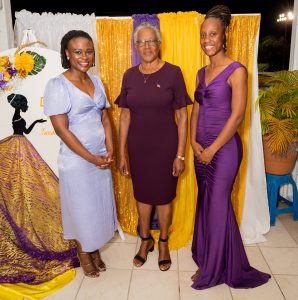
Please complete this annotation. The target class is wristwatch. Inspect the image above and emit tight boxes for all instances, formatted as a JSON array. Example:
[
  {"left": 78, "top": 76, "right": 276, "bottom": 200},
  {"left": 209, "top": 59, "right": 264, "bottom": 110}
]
[{"left": 176, "top": 155, "right": 185, "bottom": 161}]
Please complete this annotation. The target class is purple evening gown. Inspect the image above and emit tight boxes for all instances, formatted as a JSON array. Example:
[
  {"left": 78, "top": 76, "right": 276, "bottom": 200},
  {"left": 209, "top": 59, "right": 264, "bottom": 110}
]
[{"left": 191, "top": 62, "right": 271, "bottom": 289}]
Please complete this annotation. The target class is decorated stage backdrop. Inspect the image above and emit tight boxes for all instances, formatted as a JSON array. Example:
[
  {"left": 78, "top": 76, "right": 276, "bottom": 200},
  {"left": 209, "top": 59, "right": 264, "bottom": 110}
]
[
  {"left": 3, "top": 12, "right": 271, "bottom": 250},
  {"left": 0, "top": 47, "right": 62, "bottom": 175},
  {"left": 0, "top": 10, "right": 272, "bottom": 300}
]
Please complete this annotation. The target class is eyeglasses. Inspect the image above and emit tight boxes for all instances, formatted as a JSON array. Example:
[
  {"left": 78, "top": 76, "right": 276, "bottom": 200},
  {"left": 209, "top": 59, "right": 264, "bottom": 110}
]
[{"left": 136, "top": 39, "right": 160, "bottom": 47}]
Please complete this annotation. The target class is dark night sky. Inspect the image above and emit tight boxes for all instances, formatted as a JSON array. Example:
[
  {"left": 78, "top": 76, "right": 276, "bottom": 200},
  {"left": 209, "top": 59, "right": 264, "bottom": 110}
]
[{"left": 10, "top": 0, "right": 294, "bottom": 40}]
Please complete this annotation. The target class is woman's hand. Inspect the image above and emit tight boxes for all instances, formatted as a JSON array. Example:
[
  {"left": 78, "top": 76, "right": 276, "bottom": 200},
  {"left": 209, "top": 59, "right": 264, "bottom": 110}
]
[
  {"left": 191, "top": 142, "right": 204, "bottom": 161},
  {"left": 172, "top": 157, "right": 185, "bottom": 177},
  {"left": 105, "top": 149, "right": 114, "bottom": 165},
  {"left": 200, "top": 147, "right": 216, "bottom": 165},
  {"left": 93, "top": 155, "right": 111, "bottom": 169},
  {"left": 118, "top": 156, "right": 129, "bottom": 176}
]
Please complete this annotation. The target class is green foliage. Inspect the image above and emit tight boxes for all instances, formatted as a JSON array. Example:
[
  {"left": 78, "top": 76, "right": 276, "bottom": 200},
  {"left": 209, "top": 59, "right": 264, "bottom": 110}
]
[
  {"left": 257, "top": 70, "right": 298, "bottom": 155},
  {"left": 25, "top": 51, "right": 46, "bottom": 75}
]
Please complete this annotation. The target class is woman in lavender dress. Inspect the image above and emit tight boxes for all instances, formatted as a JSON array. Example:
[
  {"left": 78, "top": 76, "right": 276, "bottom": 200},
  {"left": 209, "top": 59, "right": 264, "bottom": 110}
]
[
  {"left": 44, "top": 30, "right": 117, "bottom": 278},
  {"left": 190, "top": 5, "right": 271, "bottom": 289}
]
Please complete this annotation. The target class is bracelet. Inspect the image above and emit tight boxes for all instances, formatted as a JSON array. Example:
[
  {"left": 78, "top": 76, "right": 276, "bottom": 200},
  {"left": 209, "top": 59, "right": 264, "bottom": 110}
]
[{"left": 176, "top": 155, "right": 185, "bottom": 161}]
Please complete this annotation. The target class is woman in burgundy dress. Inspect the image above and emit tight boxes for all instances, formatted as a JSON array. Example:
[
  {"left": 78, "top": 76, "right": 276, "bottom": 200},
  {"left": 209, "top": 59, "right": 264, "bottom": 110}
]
[
  {"left": 115, "top": 22, "right": 192, "bottom": 271},
  {"left": 190, "top": 5, "right": 271, "bottom": 289}
]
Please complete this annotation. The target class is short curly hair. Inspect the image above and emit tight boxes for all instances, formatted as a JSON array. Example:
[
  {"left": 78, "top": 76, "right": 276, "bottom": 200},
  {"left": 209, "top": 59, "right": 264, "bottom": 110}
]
[
  {"left": 7, "top": 93, "right": 27, "bottom": 109},
  {"left": 205, "top": 5, "right": 231, "bottom": 50},
  {"left": 133, "top": 22, "right": 161, "bottom": 44},
  {"left": 60, "top": 30, "right": 93, "bottom": 69}
]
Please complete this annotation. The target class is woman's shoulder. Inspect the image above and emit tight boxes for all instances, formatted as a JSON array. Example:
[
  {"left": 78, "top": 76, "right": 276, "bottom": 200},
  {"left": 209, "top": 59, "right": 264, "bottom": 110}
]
[
  {"left": 229, "top": 60, "right": 247, "bottom": 71},
  {"left": 125, "top": 65, "right": 139, "bottom": 75},
  {"left": 45, "top": 74, "right": 64, "bottom": 88},
  {"left": 163, "top": 61, "right": 181, "bottom": 72},
  {"left": 89, "top": 74, "right": 103, "bottom": 85}
]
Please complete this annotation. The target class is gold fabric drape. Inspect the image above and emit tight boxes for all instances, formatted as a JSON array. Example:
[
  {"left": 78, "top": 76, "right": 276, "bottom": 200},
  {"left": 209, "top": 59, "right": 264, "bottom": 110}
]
[
  {"left": 158, "top": 12, "right": 204, "bottom": 249},
  {"left": 96, "top": 19, "right": 138, "bottom": 234},
  {"left": 0, "top": 269, "right": 75, "bottom": 300},
  {"left": 96, "top": 14, "right": 260, "bottom": 249},
  {"left": 0, "top": 135, "right": 77, "bottom": 299},
  {"left": 227, "top": 16, "right": 261, "bottom": 223}
]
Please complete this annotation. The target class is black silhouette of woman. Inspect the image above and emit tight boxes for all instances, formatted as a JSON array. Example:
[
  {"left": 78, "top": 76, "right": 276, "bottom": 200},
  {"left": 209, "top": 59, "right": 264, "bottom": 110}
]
[{"left": 7, "top": 93, "right": 46, "bottom": 135}]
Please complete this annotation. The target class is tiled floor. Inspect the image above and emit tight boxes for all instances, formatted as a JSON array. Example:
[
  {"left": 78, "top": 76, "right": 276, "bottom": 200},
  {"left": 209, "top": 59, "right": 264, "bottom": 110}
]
[{"left": 45, "top": 213, "right": 298, "bottom": 300}]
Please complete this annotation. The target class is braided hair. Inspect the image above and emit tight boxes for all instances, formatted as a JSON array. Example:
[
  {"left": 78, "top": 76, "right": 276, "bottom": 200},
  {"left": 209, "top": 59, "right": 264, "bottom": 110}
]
[
  {"left": 205, "top": 5, "right": 231, "bottom": 50},
  {"left": 60, "top": 30, "right": 93, "bottom": 69}
]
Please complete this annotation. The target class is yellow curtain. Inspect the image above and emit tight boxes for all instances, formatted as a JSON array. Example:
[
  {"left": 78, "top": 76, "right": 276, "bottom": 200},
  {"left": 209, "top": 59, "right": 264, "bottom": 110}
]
[
  {"left": 0, "top": 269, "right": 75, "bottom": 300},
  {"left": 157, "top": 12, "right": 205, "bottom": 249},
  {"left": 227, "top": 16, "right": 261, "bottom": 223},
  {"left": 96, "top": 19, "right": 139, "bottom": 234}
]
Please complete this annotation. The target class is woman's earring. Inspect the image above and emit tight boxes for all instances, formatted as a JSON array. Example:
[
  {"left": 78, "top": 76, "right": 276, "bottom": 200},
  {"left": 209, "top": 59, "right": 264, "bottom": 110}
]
[
  {"left": 92, "top": 62, "right": 95, "bottom": 67},
  {"left": 67, "top": 56, "right": 70, "bottom": 60}
]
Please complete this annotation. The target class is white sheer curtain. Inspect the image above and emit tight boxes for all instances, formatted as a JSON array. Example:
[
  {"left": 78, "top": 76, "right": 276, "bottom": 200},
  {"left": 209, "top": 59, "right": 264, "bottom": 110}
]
[
  {"left": 240, "top": 27, "right": 271, "bottom": 244},
  {"left": 14, "top": 9, "right": 99, "bottom": 74}
]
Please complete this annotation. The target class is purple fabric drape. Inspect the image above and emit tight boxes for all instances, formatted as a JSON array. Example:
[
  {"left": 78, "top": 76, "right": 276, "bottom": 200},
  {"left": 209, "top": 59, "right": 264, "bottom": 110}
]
[{"left": 131, "top": 14, "right": 160, "bottom": 67}]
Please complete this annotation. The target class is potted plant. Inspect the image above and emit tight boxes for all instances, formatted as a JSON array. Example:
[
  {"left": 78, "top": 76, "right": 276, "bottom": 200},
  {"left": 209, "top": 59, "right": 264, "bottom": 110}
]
[{"left": 257, "top": 70, "right": 298, "bottom": 175}]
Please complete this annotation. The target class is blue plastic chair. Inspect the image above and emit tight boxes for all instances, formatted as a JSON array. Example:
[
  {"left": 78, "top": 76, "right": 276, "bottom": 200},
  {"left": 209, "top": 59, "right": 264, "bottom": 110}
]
[{"left": 266, "top": 173, "right": 298, "bottom": 226}]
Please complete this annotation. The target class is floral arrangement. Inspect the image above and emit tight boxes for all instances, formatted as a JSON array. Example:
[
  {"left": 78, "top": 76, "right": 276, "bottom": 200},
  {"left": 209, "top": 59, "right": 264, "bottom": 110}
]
[{"left": 0, "top": 41, "right": 47, "bottom": 93}]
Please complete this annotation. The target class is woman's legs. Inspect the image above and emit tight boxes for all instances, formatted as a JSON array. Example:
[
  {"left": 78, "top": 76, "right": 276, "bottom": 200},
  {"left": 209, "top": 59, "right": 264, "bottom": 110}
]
[
  {"left": 76, "top": 241, "right": 99, "bottom": 277},
  {"left": 156, "top": 203, "right": 172, "bottom": 271},
  {"left": 90, "top": 250, "right": 106, "bottom": 272},
  {"left": 134, "top": 201, "right": 154, "bottom": 267}
]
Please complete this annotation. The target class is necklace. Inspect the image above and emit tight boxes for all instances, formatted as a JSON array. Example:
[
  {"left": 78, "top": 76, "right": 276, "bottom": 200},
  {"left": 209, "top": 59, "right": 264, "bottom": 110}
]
[
  {"left": 142, "top": 73, "right": 151, "bottom": 83},
  {"left": 13, "top": 117, "right": 22, "bottom": 122}
]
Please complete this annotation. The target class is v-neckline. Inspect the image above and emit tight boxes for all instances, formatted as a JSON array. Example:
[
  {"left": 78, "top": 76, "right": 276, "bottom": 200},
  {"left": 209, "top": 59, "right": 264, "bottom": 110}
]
[
  {"left": 62, "top": 74, "right": 96, "bottom": 101},
  {"left": 204, "top": 62, "right": 235, "bottom": 88}
]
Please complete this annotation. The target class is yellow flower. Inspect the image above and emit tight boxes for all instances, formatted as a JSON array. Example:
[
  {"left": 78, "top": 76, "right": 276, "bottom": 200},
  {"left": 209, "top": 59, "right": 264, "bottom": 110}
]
[
  {"left": 0, "top": 56, "right": 10, "bottom": 68},
  {"left": 2, "top": 70, "right": 11, "bottom": 81},
  {"left": 14, "top": 52, "right": 34, "bottom": 77}
]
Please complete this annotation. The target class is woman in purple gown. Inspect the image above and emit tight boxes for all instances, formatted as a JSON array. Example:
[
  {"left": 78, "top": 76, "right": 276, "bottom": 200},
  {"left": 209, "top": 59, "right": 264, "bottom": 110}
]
[{"left": 190, "top": 5, "right": 271, "bottom": 289}]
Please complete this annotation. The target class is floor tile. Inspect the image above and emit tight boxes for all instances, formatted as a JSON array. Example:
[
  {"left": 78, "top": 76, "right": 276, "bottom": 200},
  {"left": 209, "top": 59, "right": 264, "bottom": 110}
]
[
  {"left": 177, "top": 244, "right": 198, "bottom": 272},
  {"left": 274, "top": 275, "right": 298, "bottom": 300},
  {"left": 110, "top": 231, "right": 138, "bottom": 244},
  {"left": 128, "top": 269, "right": 179, "bottom": 300},
  {"left": 179, "top": 271, "right": 232, "bottom": 300},
  {"left": 279, "top": 213, "right": 298, "bottom": 245},
  {"left": 262, "top": 219, "right": 297, "bottom": 247},
  {"left": 245, "top": 246, "right": 272, "bottom": 274},
  {"left": 101, "top": 242, "right": 136, "bottom": 269},
  {"left": 230, "top": 277, "right": 284, "bottom": 300},
  {"left": 260, "top": 247, "right": 298, "bottom": 275},
  {"left": 76, "top": 269, "right": 131, "bottom": 300}
]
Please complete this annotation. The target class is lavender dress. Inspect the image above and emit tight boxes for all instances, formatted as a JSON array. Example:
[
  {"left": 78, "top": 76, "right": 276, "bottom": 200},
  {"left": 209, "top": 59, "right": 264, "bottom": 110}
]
[
  {"left": 192, "top": 62, "right": 270, "bottom": 289},
  {"left": 44, "top": 74, "right": 118, "bottom": 252}
]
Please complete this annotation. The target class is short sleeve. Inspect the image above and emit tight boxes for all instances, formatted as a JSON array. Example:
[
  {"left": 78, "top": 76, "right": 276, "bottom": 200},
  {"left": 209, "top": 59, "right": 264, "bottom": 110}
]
[
  {"left": 173, "top": 67, "right": 193, "bottom": 110},
  {"left": 43, "top": 77, "right": 71, "bottom": 116},
  {"left": 114, "top": 71, "right": 129, "bottom": 108},
  {"left": 94, "top": 75, "right": 110, "bottom": 109}
]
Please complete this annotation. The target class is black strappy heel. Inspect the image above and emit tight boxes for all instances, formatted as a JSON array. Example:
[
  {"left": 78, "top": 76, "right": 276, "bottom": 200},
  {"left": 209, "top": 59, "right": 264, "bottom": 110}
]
[
  {"left": 133, "top": 235, "right": 154, "bottom": 267},
  {"left": 158, "top": 236, "right": 172, "bottom": 271}
]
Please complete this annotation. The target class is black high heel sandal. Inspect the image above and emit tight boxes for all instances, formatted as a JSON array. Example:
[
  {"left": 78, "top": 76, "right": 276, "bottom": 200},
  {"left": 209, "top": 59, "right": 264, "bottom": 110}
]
[
  {"left": 158, "top": 236, "right": 172, "bottom": 271},
  {"left": 133, "top": 235, "right": 155, "bottom": 267}
]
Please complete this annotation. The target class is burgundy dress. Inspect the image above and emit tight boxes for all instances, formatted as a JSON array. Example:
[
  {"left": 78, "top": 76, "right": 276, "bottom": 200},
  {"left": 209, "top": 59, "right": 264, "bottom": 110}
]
[
  {"left": 115, "top": 62, "right": 192, "bottom": 204},
  {"left": 191, "top": 62, "right": 271, "bottom": 289}
]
